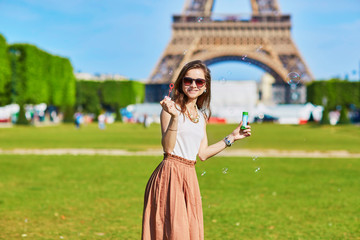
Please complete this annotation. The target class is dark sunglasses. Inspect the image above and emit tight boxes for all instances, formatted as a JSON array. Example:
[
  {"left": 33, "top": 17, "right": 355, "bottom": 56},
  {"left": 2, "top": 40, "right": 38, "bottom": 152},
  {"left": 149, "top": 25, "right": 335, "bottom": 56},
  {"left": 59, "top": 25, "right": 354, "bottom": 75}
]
[{"left": 183, "top": 77, "right": 206, "bottom": 88}]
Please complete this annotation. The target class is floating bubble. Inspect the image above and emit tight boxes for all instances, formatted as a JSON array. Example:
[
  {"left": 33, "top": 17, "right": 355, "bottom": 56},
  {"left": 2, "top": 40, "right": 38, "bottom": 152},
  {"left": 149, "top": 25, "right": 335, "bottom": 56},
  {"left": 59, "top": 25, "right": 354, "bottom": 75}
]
[
  {"left": 252, "top": 156, "right": 258, "bottom": 161},
  {"left": 236, "top": 222, "right": 240, "bottom": 226},
  {"left": 222, "top": 167, "right": 228, "bottom": 174},
  {"left": 286, "top": 72, "right": 300, "bottom": 88},
  {"left": 256, "top": 46, "right": 263, "bottom": 52},
  {"left": 254, "top": 167, "right": 260, "bottom": 173},
  {"left": 197, "top": 17, "right": 203, "bottom": 23},
  {"left": 183, "top": 50, "right": 188, "bottom": 55},
  {"left": 227, "top": 71, "right": 232, "bottom": 76},
  {"left": 219, "top": 77, "right": 226, "bottom": 84},
  {"left": 291, "top": 92, "right": 299, "bottom": 101},
  {"left": 241, "top": 55, "right": 247, "bottom": 61},
  {"left": 201, "top": 171, "right": 206, "bottom": 176},
  {"left": 168, "top": 70, "right": 173, "bottom": 75}
]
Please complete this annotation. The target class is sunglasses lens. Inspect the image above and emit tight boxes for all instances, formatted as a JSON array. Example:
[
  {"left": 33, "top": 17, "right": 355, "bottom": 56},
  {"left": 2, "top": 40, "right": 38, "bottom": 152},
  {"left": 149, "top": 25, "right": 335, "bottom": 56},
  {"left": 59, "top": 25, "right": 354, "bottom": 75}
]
[
  {"left": 183, "top": 77, "right": 206, "bottom": 87},
  {"left": 183, "top": 78, "right": 192, "bottom": 86},
  {"left": 195, "top": 80, "right": 205, "bottom": 87}
]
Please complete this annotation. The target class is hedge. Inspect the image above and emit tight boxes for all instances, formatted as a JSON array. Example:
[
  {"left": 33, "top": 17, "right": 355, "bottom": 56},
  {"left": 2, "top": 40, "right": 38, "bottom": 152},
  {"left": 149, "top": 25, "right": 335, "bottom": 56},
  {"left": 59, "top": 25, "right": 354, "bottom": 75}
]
[
  {"left": 307, "top": 79, "right": 360, "bottom": 124},
  {"left": 307, "top": 79, "right": 360, "bottom": 109},
  {"left": 0, "top": 34, "right": 11, "bottom": 105},
  {"left": 8, "top": 44, "right": 76, "bottom": 106},
  {"left": 76, "top": 81, "right": 102, "bottom": 115},
  {"left": 76, "top": 80, "right": 145, "bottom": 120}
]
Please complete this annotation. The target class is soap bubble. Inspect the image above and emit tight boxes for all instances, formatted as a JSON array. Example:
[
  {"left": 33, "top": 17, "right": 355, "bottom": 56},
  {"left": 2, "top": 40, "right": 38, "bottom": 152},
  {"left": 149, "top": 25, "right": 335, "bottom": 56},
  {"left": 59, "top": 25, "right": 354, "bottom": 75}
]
[
  {"left": 219, "top": 77, "right": 226, "bottom": 84},
  {"left": 241, "top": 55, "right": 247, "bottom": 61},
  {"left": 291, "top": 92, "right": 299, "bottom": 101},
  {"left": 254, "top": 167, "right": 260, "bottom": 173},
  {"left": 222, "top": 167, "right": 228, "bottom": 174},
  {"left": 252, "top": 156, "right": 258, "bottom": 161},
  {"left": 201, "top": 171, "right": 206, "bottom": 176},
  {"left": 183, "top": 49, "right": 188, "bottom": 55},
  {"left": 197, "top": 17, "right": 203, "bottom": 23},
  {"left": 286, "top": 72, "right": 300, "bottom": 88}
]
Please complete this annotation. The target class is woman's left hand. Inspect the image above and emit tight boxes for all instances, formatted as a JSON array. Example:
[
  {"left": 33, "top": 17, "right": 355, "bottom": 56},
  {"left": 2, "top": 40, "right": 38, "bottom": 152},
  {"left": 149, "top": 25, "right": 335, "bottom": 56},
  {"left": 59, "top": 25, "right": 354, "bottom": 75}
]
[{"left": 230, "top": 121, "right": 251, "bottom": 141}]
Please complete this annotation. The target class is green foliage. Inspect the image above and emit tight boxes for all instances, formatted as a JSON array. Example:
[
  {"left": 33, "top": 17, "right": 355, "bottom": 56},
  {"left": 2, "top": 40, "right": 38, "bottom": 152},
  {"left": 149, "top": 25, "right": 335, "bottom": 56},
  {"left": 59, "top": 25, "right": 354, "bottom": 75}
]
[
  {"left": 321, "top": 107, "right": 330, "bottom": 124},
  {"left": 338, "top": 106, "right": 350, "bottom": 124},
  {"left": 62, "top": 105, "right": 75, "bottom": 123},
  {"left": 307, "top": 79, "right": 360, "bottom": 109},
  {"left": 102, "top": 80, "right": 145, "bottom": 120},
  {"left": 16, "top": 104, "right": 29, "bottom": 125},
  {"left": 74, "top": 80, "right": 145, "bottom": 120},
  {"left": 76, "top": 80, "right": 102, "bottom": 115},
  {"left": 8, "top": 43, "right": 76, "bottom": 107},
  {"left": 0, "top": 34, "right": 11, "bottom": 105},
  {"left": 307, "top": 79, "right": 360, "bottom": 124},
  {"left": 102, "top": 80, "right": 145, "bottom": 107}
]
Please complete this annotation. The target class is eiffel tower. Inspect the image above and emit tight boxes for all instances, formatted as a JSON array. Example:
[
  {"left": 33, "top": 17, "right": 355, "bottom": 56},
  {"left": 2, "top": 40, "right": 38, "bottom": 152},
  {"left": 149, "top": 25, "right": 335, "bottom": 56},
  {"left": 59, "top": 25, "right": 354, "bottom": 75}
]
[{"left": 147, "top": 0, "right": 314, "bottom": 103}]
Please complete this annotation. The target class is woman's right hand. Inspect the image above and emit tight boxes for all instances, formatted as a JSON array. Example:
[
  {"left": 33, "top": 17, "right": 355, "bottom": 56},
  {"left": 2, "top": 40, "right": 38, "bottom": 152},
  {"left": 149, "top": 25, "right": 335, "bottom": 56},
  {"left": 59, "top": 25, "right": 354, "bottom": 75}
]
[{"left": 160, "top": 97, "right": 178, "bottom": 117}]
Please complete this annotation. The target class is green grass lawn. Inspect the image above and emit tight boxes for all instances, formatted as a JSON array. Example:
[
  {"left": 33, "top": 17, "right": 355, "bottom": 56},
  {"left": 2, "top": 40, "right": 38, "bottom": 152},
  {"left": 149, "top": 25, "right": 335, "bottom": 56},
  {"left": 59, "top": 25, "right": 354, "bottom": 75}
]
[
  {"left": 0, "top": 122, "right": 359, "bottom": 152},
  {"left": 0, "top": 155, "right": 359, "bottom": 239}
]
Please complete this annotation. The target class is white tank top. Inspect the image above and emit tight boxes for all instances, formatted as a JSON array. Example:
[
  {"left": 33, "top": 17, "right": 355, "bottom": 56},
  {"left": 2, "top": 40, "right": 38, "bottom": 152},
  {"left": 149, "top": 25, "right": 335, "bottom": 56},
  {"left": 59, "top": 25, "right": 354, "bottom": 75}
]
[{"left": 171, "top": 107, "right": 206, "bottom": 161}]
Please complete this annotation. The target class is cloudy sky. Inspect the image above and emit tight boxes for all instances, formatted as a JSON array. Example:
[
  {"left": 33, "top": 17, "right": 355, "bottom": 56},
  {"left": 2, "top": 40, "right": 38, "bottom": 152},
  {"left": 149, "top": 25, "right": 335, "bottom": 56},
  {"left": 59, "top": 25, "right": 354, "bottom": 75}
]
[{"left": 0, "top": 0, "right": 359, "bottom": 81}]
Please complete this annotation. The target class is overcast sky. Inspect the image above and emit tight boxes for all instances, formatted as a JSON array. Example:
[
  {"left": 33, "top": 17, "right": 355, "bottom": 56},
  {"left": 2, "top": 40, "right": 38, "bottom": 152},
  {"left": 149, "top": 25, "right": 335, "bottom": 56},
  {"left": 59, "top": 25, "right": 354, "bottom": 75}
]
[{"left": 0, "top": 0, "right": 359, "bottom": 81}]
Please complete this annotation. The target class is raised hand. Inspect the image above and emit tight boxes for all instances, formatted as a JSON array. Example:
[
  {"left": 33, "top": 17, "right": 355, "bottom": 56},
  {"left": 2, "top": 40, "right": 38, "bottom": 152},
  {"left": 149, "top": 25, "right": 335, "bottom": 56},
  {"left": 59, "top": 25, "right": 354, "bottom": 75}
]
[
  {"left": 230, "top": 121, "right": 251, "bottom": 141},
  {"left": 160, "top": 96, "right": 178, "bottom": 117}
]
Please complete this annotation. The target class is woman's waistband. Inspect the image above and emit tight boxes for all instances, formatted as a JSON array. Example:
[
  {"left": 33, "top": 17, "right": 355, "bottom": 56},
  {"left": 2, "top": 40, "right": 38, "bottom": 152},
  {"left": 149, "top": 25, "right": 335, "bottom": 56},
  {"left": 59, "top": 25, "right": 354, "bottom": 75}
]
[{"left": 163, "top": 153, "right": 196, "bottom": 166}]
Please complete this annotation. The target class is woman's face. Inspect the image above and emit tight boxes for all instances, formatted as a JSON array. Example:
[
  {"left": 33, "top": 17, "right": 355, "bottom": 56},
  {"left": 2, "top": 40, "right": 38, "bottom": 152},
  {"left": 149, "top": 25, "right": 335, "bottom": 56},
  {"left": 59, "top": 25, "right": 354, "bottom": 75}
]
[{"left": 182, "top": 68, "right": 207, "bottom": 101}]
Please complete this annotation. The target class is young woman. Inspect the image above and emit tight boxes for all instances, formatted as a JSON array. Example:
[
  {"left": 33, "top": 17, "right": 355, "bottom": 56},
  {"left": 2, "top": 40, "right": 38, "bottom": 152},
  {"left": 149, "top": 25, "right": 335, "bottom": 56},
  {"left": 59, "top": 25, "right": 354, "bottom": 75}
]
[{"left": 141, "top": 60, "right": 251, "bottom": 240}]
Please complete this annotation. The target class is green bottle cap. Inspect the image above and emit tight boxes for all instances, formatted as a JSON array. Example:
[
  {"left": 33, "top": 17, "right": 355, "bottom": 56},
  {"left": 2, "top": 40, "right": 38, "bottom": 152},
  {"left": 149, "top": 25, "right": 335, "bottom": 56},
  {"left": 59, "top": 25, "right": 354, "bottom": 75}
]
[{"left": 243, "top": 112, "right": 248, "bottom": 115}]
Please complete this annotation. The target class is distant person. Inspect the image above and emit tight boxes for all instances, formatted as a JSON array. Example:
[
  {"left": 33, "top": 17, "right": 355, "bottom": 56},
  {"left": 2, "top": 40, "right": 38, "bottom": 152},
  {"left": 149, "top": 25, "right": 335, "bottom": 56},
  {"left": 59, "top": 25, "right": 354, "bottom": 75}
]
[
  {"left": 74, "top": 112, "right": 82, "bottom": 129},
  {"left": 143, "top": 114, "right": 151, "bottom": 128},
  {"left": 141, "top": 60, "right": 251, "bottom": 239},
  {"left": 98, "top": 112, "right": 106, "bottom": 130}
]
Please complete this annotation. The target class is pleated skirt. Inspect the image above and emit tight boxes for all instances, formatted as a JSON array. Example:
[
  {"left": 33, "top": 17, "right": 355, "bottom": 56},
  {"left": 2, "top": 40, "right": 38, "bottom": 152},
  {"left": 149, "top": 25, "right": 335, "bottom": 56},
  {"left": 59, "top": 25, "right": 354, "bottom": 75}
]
[{"left": 141, "top": 153, "right": 204, "bottom": 240}]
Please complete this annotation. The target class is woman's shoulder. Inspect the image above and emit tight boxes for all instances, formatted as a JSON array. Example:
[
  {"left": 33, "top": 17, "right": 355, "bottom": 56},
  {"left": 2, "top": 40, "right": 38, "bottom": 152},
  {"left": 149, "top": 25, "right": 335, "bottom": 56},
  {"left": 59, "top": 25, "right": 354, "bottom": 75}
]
[{"left": 198, "top": 109, "right": 208, "bottom": 124}]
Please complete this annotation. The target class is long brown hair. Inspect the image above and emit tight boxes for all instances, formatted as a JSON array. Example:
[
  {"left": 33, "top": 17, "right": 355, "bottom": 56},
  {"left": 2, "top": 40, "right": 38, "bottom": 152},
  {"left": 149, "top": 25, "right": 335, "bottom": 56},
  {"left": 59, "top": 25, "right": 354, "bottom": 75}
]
[{"left": 172, "top": 60, "right": 212, "bottom": 120}]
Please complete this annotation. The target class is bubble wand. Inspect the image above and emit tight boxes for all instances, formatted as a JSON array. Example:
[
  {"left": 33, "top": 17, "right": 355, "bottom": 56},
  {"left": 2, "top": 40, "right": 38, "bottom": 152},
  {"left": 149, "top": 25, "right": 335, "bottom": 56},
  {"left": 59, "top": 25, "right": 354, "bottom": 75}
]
[{"left": 167, "top": 83, "right": 174, "bottom": 99}]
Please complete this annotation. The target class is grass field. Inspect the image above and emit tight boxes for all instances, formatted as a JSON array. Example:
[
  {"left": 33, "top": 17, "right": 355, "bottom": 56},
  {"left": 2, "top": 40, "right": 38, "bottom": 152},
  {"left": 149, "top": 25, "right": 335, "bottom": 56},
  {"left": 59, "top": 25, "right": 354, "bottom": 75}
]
[
  {"left": 0, "top": 122, "right": 359, "bottom": 153},
  {"left": 0, "top": 155, "right": 359, "bottom": 239},
  {"left": 0, "top": 123, "right": 359, "bottom": 239}
]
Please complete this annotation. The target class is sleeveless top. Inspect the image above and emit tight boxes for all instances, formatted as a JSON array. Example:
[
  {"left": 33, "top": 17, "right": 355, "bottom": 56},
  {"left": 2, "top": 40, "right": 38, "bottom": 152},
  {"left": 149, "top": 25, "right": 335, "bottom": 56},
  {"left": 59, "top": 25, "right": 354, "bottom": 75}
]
[{"left": 171, "top": 107, "right": 206, "bottom": 161}]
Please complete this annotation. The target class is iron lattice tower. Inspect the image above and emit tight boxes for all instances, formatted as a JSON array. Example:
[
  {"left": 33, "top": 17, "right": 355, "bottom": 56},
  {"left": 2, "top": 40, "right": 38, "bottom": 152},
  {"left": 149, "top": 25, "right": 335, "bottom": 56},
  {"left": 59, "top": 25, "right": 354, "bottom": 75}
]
[{"left": 149, "top": 0, "right": 313, "bottom": 96}]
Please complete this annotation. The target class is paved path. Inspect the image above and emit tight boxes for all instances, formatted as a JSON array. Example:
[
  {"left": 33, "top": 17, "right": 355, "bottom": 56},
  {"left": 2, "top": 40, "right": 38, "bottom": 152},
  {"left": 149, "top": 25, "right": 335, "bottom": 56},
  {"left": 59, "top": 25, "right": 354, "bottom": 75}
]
[{"left": 1, "top": 148, "right": 359, "bottom": 158}]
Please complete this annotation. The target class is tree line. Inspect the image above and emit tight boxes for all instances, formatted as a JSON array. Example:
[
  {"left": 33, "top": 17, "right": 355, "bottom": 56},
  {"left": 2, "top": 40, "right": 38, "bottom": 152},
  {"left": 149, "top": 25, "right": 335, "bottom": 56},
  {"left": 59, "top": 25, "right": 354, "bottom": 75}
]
[{"left": 0, "top": 34, "right": 145, "bottom": 124}]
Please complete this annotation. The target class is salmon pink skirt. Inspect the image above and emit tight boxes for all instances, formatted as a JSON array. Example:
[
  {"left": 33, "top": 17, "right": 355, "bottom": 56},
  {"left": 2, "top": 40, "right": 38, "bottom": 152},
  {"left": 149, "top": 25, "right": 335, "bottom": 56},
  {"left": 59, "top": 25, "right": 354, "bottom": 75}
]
[{"left": 141, "top": 153, "right": 204, "bottom": 240}]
